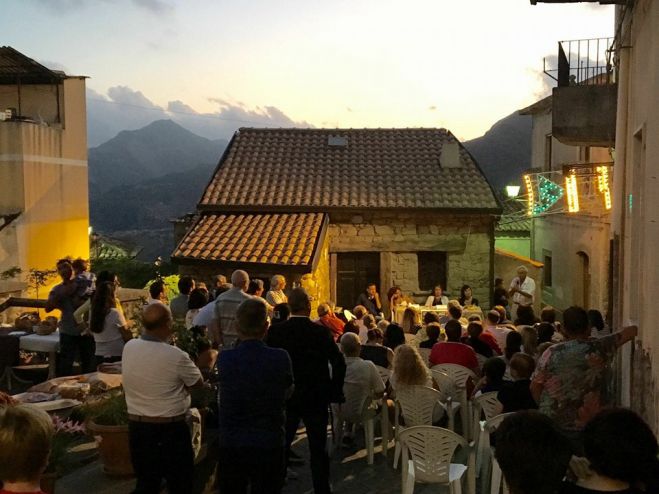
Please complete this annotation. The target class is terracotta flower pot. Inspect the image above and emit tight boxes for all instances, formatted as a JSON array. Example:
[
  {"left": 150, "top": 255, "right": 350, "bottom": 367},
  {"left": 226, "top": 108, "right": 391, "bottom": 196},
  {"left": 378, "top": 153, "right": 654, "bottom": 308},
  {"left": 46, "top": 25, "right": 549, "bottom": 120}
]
[{"left": 87, "top": 421, "right": 134, "bottom": 477}]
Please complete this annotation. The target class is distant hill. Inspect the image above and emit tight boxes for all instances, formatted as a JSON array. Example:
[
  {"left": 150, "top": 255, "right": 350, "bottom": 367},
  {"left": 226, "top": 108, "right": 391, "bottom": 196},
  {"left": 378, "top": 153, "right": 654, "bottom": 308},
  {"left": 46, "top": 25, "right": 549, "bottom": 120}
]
[
  {"left": 463, "top": 111, "right": 532, "bottom": 192},
  {"left": 88, "top": 119, "right": 228, "bottom": 194}
]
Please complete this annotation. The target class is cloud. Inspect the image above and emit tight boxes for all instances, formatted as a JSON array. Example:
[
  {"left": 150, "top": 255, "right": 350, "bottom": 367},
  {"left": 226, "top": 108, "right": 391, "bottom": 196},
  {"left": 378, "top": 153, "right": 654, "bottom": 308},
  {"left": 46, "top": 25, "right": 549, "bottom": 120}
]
[
  {"left": 30, "top": 0, "right": 84, "bottom": 13},
  {"left": 87, "top": 85, "right": 311, "bottom": 146},
  {"left": 132, "top": 0, "right": 173, "bottom": 15}
]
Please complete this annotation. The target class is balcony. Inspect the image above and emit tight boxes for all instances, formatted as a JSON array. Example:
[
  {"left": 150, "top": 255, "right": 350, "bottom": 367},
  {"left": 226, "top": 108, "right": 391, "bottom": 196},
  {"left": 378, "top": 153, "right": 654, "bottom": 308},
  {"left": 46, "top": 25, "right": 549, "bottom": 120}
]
[{"left": 543, "top": 38, "right": 617, "bottom": 147}]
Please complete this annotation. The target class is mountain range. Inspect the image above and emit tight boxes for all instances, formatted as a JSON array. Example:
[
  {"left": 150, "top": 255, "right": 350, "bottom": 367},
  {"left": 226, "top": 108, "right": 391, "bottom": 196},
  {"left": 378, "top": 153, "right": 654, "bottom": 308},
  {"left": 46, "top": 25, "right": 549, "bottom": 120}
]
[{"left": 88, "top": 113, "right": 531, "bottom": 260}]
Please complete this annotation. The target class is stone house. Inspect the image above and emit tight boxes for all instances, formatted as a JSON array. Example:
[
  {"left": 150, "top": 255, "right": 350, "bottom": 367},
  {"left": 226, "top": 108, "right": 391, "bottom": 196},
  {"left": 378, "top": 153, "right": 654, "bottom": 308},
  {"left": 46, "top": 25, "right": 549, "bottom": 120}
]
[{"left": 172, "top": 128, "right": 501, "bottom": 313}]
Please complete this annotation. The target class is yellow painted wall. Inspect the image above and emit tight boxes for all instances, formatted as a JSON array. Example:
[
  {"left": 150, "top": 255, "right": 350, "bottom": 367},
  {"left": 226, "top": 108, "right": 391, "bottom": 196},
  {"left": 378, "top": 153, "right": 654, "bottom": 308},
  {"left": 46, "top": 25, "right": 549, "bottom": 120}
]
[{"left": 0, "top": 77, "right": 89, "bottom": 296}]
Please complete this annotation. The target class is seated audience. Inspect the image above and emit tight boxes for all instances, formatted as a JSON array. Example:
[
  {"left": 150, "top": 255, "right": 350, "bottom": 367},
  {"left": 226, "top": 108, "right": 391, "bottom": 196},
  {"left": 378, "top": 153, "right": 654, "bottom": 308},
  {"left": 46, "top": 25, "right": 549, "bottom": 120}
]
[
  {"left": 383, "top": 323, "right": 406, "bottom": 352},
  {"left": 420, "top": 322, "right": 442, "bottom": 349},
  {"left": 494, "top": 305, "right": 516, "bottom": 329},
  {"left": 342, "top": 320, "right": 360, "bottom": 336},
  {"left": 0, "top": 405, "right": 53, "bottom": 494},
  {"left": 485, "top": 309, "right": 512, "bottom": 353},
  {"left": 425, "top": 285, "right": 449, "bottom": 307},
  {"left": 339, "top": 333, "right": 385, "bottom": 419},
  {"left": 563, "top": 408, "right": 658, "bottom": 494},
  {"left": 515, "top": 304, "right": 538, "bottom": 327},
  {"left": 401, "top": 307, "right": 421, "bottom": 335},
  {"left": 472, "top": 357, "right": 506, "bottom": 397},
  {"left": 429, "top": 320, "right": 479, "bottom": 374},
  {"left": 458, "top": 284, "right": 479, "bottom": 307},
  {"left": 502, "top": 331, "right": 523, "bottom": 380},
  {"left": 317, "top": 303, "right": 345, "bottom": 341},
  {"left": 495, "top": 411, "right": 573, "bottom": 494},
  {"left": 519, "top": 325, "right": 538, "bottom": 357},
  {"left": 497, "top": 353, "right": 537, "bottom": 413},
  {"left": 352, "top": 305, "right": 368, "bottom": 337},
  {"left": 531, "top": 306, "right": 637, "bottom": 445},
  {"left": 540, "top": 306, "right": 562, "bottom": 337},
  {"left": 536, "top": 322, "right": 556, "bottom": 345},
  {"left": 463, "top": 321, "right": 494, "bottom": 358},
  {"left": 360, "top": 314, "right": 377, "bottom": 343},
  {"left": 389, "top": 344, "right": 434, "bottom": 395},
  {"left": 185, "top": 287, "right": 209, "bottom": 329},
  {"left": 360, "top": 328, "right": 394, "bottom": 369},
  {"left": 536, "top": 341, "right": 554, "bottom": 358},
  {"left": 446, "top": 301, "right": 468, "bottom": 327}
]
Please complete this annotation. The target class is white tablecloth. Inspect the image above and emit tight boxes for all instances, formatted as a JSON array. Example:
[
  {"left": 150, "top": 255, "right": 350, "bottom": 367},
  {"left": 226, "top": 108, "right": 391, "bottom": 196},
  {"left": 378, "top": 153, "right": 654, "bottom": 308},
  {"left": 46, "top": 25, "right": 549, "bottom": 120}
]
[{"left": 19, "top": 332, "right": 60, "bottom": 353}]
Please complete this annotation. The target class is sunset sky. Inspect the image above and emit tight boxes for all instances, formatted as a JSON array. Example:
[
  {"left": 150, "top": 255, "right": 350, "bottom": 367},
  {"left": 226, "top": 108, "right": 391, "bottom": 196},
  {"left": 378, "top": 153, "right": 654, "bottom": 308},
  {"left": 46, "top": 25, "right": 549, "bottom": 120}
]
[{"left": 2, "top": 0, "right": 614, "bottom": 143}]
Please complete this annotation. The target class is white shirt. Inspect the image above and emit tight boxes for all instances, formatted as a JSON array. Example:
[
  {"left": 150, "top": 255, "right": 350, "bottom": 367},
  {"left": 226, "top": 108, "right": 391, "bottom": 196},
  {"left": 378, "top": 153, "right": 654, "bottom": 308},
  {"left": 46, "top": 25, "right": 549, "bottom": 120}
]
[
  {"left": 343, "top": 357, "right": 385, "bottom": 418},
  {"left": 122, "top": 338, "right": 202, "bottom": 417},
  {"left": 93, "top": 308, "right": 126, "bottom": 358},
  {"left": 425, "top": 295, "right": 449, "bottom": 307},
  {"left": 192, "top": 301, "right": 216, "bottom": 328},
  {"left": 510, "top": 276, "right": 536, "bottom": 306}
]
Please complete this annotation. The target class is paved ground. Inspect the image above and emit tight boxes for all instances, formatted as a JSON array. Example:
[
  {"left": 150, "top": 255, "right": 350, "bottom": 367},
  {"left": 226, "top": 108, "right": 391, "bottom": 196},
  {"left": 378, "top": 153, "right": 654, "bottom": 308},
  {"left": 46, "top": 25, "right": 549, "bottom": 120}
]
[{"left": 57, "top": 427, "right": 467, "bottom": 493}]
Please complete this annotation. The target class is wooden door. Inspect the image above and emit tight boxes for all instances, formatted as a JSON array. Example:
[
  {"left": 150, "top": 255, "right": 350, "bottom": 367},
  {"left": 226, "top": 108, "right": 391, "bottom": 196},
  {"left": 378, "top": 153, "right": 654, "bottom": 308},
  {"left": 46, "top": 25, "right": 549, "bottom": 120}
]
[{"left": 336, "top": 252, "right": 380, "bottom": 311}]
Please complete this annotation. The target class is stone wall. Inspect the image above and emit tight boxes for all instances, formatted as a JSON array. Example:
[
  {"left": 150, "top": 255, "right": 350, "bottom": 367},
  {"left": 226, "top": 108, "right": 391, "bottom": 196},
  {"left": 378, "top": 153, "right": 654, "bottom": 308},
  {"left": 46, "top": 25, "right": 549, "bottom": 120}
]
[{"left": 327, "top": 211, "right": 495, "bottom": 311}]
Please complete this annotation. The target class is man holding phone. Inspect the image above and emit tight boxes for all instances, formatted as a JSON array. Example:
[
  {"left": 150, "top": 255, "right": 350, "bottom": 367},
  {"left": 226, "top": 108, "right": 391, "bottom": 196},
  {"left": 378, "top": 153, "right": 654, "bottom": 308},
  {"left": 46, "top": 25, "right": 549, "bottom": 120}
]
[{"left": 509, "top": 265, "right": 536, "bottom": 322}]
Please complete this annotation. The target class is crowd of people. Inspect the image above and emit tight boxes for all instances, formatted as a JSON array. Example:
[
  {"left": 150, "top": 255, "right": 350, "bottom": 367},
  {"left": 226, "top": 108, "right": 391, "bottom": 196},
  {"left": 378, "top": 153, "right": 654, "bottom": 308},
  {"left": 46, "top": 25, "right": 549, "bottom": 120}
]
[{"left": 0, "top": 260, "right": 656, "bottom": 494}]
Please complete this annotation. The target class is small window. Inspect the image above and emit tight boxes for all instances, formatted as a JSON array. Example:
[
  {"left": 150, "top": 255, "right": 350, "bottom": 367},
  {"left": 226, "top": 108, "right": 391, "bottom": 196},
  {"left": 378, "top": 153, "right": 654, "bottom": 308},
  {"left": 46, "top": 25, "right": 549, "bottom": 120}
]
[
  {"left": 543, "top": 250, "right": 553, "bottom": 287},
  {"left": 417, "top": 251, "right": 447, "bottom": 292}
]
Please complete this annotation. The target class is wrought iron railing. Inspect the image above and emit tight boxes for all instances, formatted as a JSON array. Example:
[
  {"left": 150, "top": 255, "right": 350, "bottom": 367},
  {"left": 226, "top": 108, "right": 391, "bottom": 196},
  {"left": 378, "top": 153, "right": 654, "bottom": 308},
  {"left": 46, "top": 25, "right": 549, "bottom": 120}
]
[{"left": 543, "top": 38, "right": 614, "bottom": 87}]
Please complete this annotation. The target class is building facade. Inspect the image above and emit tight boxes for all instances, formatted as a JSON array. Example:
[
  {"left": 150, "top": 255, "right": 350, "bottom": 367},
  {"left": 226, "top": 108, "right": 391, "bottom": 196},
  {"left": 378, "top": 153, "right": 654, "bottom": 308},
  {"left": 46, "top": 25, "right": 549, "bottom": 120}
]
[
  {"left": 172, "top": 128, "right": 501, "bottom": 314},
  {"left": 0, "top": 47, "right": 89, "bottom": 296}
]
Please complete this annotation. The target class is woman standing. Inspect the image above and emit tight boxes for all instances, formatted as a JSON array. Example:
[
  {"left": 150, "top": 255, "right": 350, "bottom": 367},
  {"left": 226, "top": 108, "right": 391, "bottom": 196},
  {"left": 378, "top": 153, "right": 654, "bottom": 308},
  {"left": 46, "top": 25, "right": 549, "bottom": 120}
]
[
  {"left": 89, "top": 281, "right": 132, "bottom": 367},
  {"left": 265, "top": 274, "right": 288, "bottom": 307}
]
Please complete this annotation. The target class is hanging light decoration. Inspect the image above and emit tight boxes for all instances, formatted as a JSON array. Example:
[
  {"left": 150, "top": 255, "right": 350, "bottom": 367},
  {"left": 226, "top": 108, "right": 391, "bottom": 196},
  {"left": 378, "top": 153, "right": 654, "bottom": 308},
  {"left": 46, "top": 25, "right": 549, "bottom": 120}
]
[
  {"left": 565, "top": 174, "right": 580, "bottom": 213},
  {"left": 596, "top": 165, "right": 612, "bottom": 210},
  {"left": 534, "top": 176, "right": 564, "bottom": 214},
  {"left": 524, "top": 174, "right": 534, "bottom": 216}
]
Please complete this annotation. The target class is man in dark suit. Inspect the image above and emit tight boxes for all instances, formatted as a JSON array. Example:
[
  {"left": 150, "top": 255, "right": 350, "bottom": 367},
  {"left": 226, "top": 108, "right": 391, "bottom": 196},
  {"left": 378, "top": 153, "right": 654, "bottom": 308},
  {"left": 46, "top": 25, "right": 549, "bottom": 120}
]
[{"left": 266, "top": 288, "right": 346, "bottom": 494}]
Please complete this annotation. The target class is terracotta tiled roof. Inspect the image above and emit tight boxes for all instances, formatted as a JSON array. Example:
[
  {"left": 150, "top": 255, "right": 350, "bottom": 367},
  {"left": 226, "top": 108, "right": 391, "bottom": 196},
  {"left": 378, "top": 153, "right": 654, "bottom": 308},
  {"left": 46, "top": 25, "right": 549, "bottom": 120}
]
[
  {"left": 172, "top": 213, "right": 326, "bottom": 267},
  {"left": 200, "top": 128, "right": 500, "bottom": 212}
]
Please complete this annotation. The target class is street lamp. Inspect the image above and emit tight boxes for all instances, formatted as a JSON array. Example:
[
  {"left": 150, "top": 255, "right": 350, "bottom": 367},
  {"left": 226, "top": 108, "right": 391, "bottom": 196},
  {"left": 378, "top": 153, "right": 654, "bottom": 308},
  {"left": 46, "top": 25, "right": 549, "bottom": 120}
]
[{"left": 506, "top": 185, "right": 521, "bottom": 198}]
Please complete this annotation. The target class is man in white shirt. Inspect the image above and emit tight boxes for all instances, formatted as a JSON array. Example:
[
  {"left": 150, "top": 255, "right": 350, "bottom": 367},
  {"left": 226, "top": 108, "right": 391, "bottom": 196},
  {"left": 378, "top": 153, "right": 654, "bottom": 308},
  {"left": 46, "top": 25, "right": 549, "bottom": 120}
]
[
  {"left": 508, "top": 266, "right": 536, "bottom": 322},
  {"left": 338, "top": 332, "right": 385, "bottom": 420},
  {"left": 122, "top": 303, "right": 203, "bottom": 493}
]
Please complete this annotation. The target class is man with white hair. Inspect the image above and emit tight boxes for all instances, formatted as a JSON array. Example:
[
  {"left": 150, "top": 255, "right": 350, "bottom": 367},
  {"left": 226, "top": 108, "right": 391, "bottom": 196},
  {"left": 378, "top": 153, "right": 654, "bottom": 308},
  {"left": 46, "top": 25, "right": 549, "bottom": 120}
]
[
  {"left": 508, "top": 265, "right": 536, "bottom": 322},
  {"left": 214, "top": 270, "right": 252, "bottom": 348}
]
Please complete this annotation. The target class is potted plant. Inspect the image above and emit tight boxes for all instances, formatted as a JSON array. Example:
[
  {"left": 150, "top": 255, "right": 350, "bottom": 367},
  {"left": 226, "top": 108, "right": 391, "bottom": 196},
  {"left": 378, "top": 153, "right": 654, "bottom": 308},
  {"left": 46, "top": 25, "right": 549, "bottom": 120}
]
[
  {"left": 41, "top": 416, "right": 87, "bottom": 494},
  {"left": 80, "top": 389, "right": 133, "bottom": 477}
]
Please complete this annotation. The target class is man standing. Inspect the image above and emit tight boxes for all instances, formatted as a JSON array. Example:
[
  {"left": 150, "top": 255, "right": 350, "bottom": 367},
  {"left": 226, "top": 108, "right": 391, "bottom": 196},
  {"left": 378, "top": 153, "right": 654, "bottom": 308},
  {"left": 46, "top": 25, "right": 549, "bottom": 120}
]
[
  {"left": 266, "top": 288, "right": 346, "bottom": 494},
  {"left": 170, "top": 276, "right": 195, "bottom": 321},
  {"left": 214, "top": 270, "right": 252, "bottom": 348},
  {"left": 217, "top": 299, "right": 293, "bottom": 493},
  {"left": 508, "top": 266, "right": 536, "bottom": 322},
  {"left": 356, "top": 283, "right": 382, "bottom": 318},
  {"left": 122, "top": 304, "right": 203, "bottom": 494},
  {"left": 46, "top": 258, "right": 95, "bottom": 376},
  {"left": 146, "top": 280, "right": 168, "bottom": 308},
  {"left": 531, "top": 306, "right": 637, "bottom": 447}
]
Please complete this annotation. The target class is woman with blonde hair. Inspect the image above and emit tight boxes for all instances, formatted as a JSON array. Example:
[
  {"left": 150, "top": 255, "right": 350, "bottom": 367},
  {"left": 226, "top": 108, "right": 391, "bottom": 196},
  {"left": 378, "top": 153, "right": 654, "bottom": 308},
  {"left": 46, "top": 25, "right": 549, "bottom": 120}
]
[
  {"left": 390, "top": 344, "right": 433, "bottom": 394},
  {"left": 519, "top": 325, "right": 538, "bottom": 357},
  {"left": 265, "top": 274, "right": 288, "bottom": 306}
]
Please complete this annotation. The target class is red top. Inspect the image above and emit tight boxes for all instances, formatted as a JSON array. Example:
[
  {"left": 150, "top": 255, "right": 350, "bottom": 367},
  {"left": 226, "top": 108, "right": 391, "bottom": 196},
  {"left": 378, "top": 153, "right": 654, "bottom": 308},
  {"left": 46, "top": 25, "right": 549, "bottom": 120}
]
[
  {"left": 317, "top": 314, "right": 345, "bottom": 341},
  {"left": 429, "top": 341, "right": 479, "bottom": 370},
  {"left": 480, "top": 331, "right": 503, "bottom": 355}
]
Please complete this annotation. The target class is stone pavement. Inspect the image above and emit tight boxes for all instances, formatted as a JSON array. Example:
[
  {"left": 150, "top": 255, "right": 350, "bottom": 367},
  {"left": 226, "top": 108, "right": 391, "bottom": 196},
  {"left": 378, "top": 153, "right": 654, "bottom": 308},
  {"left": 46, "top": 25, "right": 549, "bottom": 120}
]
[{"left": 57, "top": 427, "right": 464, "bottom": 493}]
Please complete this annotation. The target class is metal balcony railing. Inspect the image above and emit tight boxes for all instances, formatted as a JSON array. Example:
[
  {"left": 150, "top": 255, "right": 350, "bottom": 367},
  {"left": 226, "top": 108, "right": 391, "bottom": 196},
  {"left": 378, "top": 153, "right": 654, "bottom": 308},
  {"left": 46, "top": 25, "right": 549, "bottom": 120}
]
[{"left": 544, "top": 38, "right": 614, "bottom": 87}]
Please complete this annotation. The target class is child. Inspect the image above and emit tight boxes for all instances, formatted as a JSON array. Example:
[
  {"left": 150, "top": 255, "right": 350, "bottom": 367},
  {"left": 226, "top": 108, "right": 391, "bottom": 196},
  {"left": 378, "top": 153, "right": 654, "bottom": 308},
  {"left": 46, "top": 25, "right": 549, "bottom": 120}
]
[
  {"left": 497, "top": 353, "right": 538, "bottom": 413},
  {"left": 472, "top": 357, "right": 506, "bottom": 397},
  {"left": 72, "top": 258, "right": 96, "bottom": 302},
  {"left": 0, "top": 405, "right": 53, "bottom": 494}
]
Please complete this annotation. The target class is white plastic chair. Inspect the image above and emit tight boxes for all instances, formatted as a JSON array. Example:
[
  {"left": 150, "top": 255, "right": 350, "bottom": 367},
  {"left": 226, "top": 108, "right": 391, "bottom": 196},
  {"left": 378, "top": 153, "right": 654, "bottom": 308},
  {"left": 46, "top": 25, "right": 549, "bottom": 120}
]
[
  {"left": 483, "top": 412, "right": 515, "bottom": 494},
  {"left": 471, "top": 392, "right": 502, "bottom": 475},
  {"left": 399, "top": 425, "right": 476, "bottom": 494},
  {"left": 431, "top": 364, "right": 478, "bottom": 439},
  {"left": 392, "top": 385, "right": 443, "bottom": 469},
  {"left": 430, "top": 369, "right": 461, "bottom": 432},
  {"left": 332, "top": 381, "right": 385, "bottom": 465}
]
